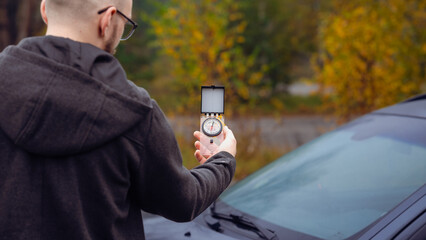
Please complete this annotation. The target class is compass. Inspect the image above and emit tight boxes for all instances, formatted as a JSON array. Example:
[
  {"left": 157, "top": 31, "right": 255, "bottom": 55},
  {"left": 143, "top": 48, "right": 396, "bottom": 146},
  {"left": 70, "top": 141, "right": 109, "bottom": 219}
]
[{"left": 202, "top": 117, "right": 223, "bottom": 137}]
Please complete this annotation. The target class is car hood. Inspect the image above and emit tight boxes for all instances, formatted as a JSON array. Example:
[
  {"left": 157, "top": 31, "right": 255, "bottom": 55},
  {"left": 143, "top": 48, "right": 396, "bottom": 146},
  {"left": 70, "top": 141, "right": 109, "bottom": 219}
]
[
  {"left": 143, "top": 212, "right": 238, "bottom": 240},
  {"left": 374, "top": 96, "right": 426, "bottom": 119}
]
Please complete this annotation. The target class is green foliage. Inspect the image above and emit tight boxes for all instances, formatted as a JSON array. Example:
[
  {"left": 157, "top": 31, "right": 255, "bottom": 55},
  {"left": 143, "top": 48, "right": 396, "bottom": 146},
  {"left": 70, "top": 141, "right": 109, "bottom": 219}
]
[
  {"left": 115, "top": 0, "right": 158, "bottom": 88},
  {"left": 240, "top": 94, "right": 322, "bottom": 116},
  {"left": 120, "top": 0, "right": 330, "bottom": 115},
  {"left": 314, "top": 0, "right": 426, "bottom": 121},
  {"left": 239, "top": 0, "right": 332, "bottom": 95},
  {"left": 144, "top": 0, "right": 267, "bottom": 114},
  {"left": 113, "top": 0, "right": 426, "bottom": 179}
]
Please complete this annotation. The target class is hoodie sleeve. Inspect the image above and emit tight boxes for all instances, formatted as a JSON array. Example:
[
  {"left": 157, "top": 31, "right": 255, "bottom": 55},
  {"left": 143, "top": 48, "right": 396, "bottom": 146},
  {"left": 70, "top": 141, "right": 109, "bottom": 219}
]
[{"left": 132, "top": 101, "right": 236, "bottom": 222}]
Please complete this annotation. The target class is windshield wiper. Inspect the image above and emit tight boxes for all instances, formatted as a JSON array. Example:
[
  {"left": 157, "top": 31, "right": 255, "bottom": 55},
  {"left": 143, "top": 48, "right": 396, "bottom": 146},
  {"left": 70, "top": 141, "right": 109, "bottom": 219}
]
[{"left": 206, "top": 203, "right": 278, "bottom": 240}]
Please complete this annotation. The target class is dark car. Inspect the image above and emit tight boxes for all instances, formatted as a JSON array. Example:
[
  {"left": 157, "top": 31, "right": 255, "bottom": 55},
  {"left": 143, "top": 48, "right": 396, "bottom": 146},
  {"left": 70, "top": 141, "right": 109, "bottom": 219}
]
[{"left": 143, "top": 95, "right": 426, "bottom": 240}]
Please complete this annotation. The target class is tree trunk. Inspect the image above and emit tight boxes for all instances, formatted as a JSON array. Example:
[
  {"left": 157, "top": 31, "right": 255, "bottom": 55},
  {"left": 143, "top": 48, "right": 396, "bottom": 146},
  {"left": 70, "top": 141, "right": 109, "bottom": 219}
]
[
  {"left": 0, "top": 0, "right": 10, "bottom": 51},
  {"left": 0, "top": 0, "right": 44, "bottom": 51},
  {"left": 17, "top": 0, "right": 42, "bottom": 40}
]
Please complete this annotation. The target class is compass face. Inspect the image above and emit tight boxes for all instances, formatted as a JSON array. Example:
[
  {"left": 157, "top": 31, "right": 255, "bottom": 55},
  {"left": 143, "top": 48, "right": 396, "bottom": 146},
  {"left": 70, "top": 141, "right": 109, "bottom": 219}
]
[{"left": 202, "top": 118, "right": 223, "bottom": 137}]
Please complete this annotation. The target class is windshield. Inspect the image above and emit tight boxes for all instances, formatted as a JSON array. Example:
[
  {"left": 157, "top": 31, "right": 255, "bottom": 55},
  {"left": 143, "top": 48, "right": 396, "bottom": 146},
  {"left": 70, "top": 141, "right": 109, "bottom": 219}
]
[{"left": 220, "top": 114, "right": 426, "bottom": 240}]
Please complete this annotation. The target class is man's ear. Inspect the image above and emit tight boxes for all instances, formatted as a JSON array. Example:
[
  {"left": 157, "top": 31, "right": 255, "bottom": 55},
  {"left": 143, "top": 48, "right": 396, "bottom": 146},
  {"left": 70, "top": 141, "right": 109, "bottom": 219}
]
[
  {"left": 99, "top": 7, "right": 117, "bottom": 38},
  {"left": 40, "top": 0, "right": 48, "bottom": 24}
]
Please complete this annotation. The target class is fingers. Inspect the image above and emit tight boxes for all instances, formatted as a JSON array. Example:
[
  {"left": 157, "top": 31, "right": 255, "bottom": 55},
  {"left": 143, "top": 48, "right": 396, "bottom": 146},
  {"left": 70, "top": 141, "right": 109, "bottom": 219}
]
[
  {"left": 193, "top": 131, "right": 201, "bottom": 141},
  {"left": 194, "top": 150, "right": 207, "bottom": 164},
  {"left": 194, "top": 140, "right": 201, "bottom": 150},
  {"left": 193, "top": 127, "right": 237, "bottom": 164},
  {"left": 194, "top": 132, "right": 207, "bottom": 164}
]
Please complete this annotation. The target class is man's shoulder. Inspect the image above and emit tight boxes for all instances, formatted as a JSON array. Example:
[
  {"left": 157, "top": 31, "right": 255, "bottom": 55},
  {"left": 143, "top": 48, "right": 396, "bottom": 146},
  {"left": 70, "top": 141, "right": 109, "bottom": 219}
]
[{"left": 121, "top": 83, "right": 173, "bottom": 148}]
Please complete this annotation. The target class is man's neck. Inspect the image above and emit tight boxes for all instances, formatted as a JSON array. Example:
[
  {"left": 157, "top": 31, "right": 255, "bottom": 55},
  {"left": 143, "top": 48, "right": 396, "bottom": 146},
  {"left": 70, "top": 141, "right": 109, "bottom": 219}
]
[{"left": 45, "top": 24, "right": 103, "bottom": 50}]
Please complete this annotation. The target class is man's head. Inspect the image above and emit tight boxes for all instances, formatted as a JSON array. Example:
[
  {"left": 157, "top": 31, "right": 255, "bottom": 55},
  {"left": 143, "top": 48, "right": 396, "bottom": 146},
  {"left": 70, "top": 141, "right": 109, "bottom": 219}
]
[{"left": 40, "top": 0, "right": 133, "bottom": 54}]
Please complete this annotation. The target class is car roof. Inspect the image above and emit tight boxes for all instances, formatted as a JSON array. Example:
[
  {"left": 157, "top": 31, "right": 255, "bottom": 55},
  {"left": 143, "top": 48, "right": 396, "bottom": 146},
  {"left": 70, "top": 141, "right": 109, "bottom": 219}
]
[{"left": 373, "top": 93, "right": 426, "bottom": 119}]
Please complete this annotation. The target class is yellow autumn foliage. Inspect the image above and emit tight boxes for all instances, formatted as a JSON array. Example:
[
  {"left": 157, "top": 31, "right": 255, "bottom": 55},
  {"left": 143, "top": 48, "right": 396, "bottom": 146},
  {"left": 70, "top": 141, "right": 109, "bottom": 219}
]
[
  {"left": 147, "top": 0, "right": 266, "bottom": 114},
  {"left": 314, "top": 0, "right": 426, "bottom": 122}
]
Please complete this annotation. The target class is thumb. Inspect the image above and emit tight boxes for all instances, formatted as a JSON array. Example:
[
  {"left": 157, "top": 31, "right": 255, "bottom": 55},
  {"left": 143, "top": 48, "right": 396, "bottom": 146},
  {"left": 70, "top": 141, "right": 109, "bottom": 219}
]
[{"left": 223, "top": 126, "right": 235, "bottom": 141}]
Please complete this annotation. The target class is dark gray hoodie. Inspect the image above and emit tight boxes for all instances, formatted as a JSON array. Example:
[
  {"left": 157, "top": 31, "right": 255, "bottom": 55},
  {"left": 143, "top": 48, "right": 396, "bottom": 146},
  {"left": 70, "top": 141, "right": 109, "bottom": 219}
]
[{"left": 0, "top": 36, "right": 236, "bottom": 240}]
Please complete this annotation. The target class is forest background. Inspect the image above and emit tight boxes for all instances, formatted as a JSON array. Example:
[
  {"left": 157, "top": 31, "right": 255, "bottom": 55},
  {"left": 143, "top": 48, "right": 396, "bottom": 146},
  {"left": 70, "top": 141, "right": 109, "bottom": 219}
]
[{"left": 1, "top": 0, "right": 425, "bottom": 179}]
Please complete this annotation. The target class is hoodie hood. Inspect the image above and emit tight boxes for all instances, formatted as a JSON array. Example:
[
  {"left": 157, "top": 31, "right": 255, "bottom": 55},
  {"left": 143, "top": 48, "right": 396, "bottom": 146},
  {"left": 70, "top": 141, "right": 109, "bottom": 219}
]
[{"left": 0, "top": 36, "right": 152, "bottom": 156}]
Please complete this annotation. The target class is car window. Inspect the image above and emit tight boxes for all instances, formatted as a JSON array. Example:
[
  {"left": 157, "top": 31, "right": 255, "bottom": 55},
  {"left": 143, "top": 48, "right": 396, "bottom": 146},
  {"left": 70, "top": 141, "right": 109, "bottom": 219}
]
[{"left": 220, "top": 115, "right": 426, "bottom": 240}]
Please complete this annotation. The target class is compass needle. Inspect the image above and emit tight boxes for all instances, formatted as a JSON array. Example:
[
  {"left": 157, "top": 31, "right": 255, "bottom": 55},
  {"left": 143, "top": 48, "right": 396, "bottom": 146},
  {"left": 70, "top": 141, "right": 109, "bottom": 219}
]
[{"left": 202, "top": 118, "right": 223, "bottom": 137}]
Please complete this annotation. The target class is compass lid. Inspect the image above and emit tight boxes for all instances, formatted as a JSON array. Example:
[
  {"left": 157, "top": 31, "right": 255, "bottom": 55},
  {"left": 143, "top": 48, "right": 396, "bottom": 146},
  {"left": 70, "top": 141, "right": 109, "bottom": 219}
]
[{"left": 201, "top": 86, "right": 224, "bottom": 114}]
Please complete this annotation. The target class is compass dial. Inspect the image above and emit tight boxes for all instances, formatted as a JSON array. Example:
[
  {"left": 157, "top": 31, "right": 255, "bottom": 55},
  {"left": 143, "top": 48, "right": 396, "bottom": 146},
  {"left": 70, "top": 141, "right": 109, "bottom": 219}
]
[{"left": 202, "top": 118, "right": 223, "bottom": 137}]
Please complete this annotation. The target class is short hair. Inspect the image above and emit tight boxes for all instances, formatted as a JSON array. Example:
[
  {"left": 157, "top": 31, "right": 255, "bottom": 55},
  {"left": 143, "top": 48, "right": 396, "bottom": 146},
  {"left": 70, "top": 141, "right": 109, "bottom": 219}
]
[{"left": 45, "top": 0, "right": 124, "bottom": 22}]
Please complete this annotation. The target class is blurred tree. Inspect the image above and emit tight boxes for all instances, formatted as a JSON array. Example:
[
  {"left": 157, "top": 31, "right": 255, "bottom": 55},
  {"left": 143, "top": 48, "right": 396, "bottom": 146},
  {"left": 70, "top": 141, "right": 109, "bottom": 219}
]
[
  {"left": 240, "top": 0, "right": 327, "bottom": 93},
  {"left": 115, "top": 0, "right": 158, "bottom": 87},
  {"left": 314, "top": 0, "right": 426, "bottom": 122},
  {"left": 0, "top": 0, "right": 44, "bottom": 51},
  {"left": 0, "top": 1, "right": 9, "bottom": 49},
  {"left": 230, "top": 0, "right": 334, "bottom": 112},
  {"left": 145, "top": 0, "right": 267, "bottom": 114}
]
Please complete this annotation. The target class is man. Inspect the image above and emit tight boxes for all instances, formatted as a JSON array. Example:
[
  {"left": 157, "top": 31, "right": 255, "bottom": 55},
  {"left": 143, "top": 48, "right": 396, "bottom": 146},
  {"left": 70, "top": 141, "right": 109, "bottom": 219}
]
[{"left": 0, "top": 0, "right": 237, "bottom": 239}]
